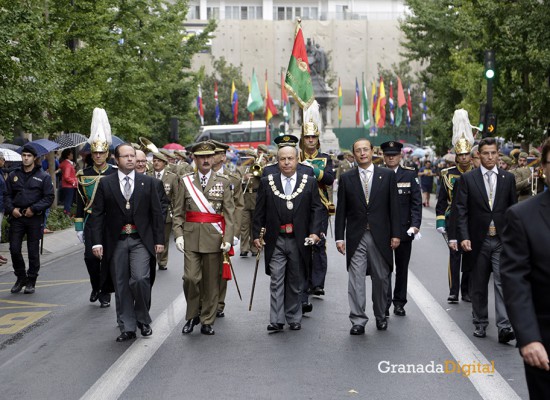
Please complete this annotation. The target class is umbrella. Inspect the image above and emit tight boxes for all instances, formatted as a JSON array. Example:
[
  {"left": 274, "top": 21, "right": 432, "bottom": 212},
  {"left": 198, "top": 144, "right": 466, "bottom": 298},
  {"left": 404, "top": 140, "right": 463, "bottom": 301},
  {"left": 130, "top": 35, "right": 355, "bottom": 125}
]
[
  {"left": 163, "top": 143, "right": 185, "bottom": 150},
  {"left": 53, "top": 133, "right": 88, "bottom": 149},
  {"left": 411, "top": 148, "right": 427, "bottom": 158},
  {"left": 19, "top": 139, "right": 60, "bottom": 157},
  {"left": 80, "top": 135, "right": 125, "bottom": 153},
  {"left": 0, "top": 148, "right": 22, "bottom": 161},
  {"left": 402, "top": 147, "right": 413, "bottom": 154},
  {"left": 0, "top": 143, "right": 20, "bottom": 151}
]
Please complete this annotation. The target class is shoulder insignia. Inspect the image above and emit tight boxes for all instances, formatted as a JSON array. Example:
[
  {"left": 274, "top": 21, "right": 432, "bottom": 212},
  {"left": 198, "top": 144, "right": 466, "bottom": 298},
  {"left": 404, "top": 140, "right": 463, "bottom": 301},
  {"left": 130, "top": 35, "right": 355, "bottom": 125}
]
[
  {"left": 76, "top": 170, "right": 84, "bottom": 177},
  {"left": 401, "top": 165, "right": 415, "bottom": 171}
]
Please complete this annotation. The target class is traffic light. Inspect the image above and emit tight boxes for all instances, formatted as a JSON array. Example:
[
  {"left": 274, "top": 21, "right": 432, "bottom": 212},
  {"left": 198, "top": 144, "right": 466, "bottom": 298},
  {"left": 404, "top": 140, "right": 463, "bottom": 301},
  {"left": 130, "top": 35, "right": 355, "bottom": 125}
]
[
  {"left": 484, "top": 50, "right": 495, "bottom": 79},
  {"left": 486, "top": 113, "right": 497, "bottom": 136}
]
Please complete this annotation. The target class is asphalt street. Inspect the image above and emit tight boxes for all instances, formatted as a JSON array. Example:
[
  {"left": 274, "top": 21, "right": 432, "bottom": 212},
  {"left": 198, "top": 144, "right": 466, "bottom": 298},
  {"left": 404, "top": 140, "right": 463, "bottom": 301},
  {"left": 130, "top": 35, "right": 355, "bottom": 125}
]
[{"left": 0, "top": 205, "right": 529, "bottom": 400}]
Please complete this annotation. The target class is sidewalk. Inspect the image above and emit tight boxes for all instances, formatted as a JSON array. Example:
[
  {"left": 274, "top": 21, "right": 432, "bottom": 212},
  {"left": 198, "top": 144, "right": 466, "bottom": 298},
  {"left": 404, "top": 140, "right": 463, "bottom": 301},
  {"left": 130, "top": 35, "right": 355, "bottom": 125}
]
[{"left": 0, "top": 228, "right": 82, "bottom": 277}]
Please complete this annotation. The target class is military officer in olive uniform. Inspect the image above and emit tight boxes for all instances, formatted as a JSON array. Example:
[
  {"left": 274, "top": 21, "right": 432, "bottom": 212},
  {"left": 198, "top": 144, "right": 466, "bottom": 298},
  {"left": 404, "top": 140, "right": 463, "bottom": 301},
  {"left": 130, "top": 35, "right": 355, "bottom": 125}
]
[
  {"left": 75, "top": 108, "right": 117, "bottom": 307},
  {"left": 148, "top": 152, "right": 180, "bottom": 270},
  {"left": 511, "top": 152, "right": 533, "bottom": 201},
  {"left": 160, "top": 148, "right": 193, "bottom": 177},
  {"left": 435, "top": 109, "right": 475, "bottom": 303},
  {"left": 209, "top": 140, "right": 244, "bottom": 318},
  {"left": 381, "top": 141, "right": 422, "bottom": 317},
  {"left": 172, "top": 142, "right": 235, "bottom": 336},
  {"left": 336, "top": 151, "right": 355, "bottom": 180}
]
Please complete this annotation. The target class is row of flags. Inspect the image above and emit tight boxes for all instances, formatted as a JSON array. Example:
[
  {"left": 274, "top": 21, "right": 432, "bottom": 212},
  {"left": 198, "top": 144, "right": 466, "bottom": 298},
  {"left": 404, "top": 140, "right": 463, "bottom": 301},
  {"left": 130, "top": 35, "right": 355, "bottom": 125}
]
[{"left": 197, "top": 20, "right": 427, "bottom": 129}]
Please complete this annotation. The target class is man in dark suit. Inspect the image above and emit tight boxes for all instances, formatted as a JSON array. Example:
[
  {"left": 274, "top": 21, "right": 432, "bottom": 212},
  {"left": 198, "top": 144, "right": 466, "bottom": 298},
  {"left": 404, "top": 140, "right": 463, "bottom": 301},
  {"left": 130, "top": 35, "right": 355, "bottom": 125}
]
[
  {"left": 455, "top": 137, "right": 517, "bottom": 342},
  {"left": 92, "top": 144, "right": 165, "bottom": 342},
  {"left": 335, "top": 138, "right": 401, "bottom": 335},
  {"left": 381, "top": 141, "right": 422, "bottom": 317},
  {"left": 253, "top": 145, "right": 323, "bottom": 332},
  {"left": 501, "top": 138, "right": 550, "bottom": 398}
]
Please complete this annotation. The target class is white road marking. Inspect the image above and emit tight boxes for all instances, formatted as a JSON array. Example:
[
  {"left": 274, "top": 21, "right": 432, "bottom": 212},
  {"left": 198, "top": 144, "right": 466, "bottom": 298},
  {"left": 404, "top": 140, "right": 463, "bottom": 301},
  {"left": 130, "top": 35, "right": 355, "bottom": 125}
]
[
  {"left": 408, "top": 271, "right": 521, "bottom": 400},
  {"left": 79, "top": 292, "right": 186, "bottom": 400}
]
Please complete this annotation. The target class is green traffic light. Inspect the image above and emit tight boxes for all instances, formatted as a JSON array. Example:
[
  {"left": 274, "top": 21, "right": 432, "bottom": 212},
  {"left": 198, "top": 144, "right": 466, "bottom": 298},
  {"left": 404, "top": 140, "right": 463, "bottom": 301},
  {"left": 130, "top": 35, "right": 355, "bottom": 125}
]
[{"left": 485, "top": 69, "right": 495, "bottom": 79}]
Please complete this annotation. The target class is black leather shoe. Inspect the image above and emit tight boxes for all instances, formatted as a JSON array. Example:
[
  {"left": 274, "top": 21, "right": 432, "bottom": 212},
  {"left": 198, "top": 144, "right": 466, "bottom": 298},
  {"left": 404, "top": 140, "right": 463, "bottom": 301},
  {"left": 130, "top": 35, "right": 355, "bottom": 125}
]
[
  {"left": 289, "top": 322, "right": 301, "bottom": 331},
  {"left": 216, "top": 310, "right": 225, "bottom": 318},
  {"left": 116, "top": 331, "right": 137, "bottom": 342},
  {"left": 302, "top": 303, "right": 313, "bottom": 313},
  {"left": 182, "top": 316, "right": 200, "bottom": 334},
  {"left": 498, "top": 328, "right": 515, "bottom": 344},
  {"left": 158, "top": 265, "right": 167, "bottom": 270},
  {"left": 376, "top": 319, "right": 388, "bottom": 330},
  {"left": 24, "top": 279, "right": 36, "bottom": 294},
  {"left": 350, "top": 325, "right": 365, "bottom": 335},
  {"left": 447, "top": 294, "right": 459, "bottom": 304},
  {"left": 201, "top": 324, "right": 215, "bottom": 335},
  {"left": 394, "top": 305, "right": 406, "bottom": 316},
  {"left": 100, "top": 300, "right": 110, "bottom": 308},
  {"left": 240, "top": 251, "right": 248, "bottom": 257},
  {"left": 10, "top": 277, "right": 27, "bottom": 293},
  {"left": 251, "top": 252, "right": 258, "bottom": 257},
  {"left": 473, "top": 327, "right": 487, "bottom": 338},
  {"left": 89, "top": 290, "right": 100, "bottom": 302},
  {"left": 137, "top": 322, "right": 152, "bottom": 337},
  {"left": 461, "top": 294, "right": 471, "bottom": 303},
  {"left": 267, "top": 323, "right": 284, "bottom": 331},
  {"left": 312, "top": 286, "right": 325, "bottom": 296}
]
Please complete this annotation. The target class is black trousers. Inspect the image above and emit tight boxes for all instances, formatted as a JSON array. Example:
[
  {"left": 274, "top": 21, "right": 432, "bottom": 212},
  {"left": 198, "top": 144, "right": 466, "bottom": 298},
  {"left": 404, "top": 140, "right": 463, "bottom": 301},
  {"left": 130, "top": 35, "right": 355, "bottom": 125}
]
[
  {"left": 525, "top": 362, "right": 550, "bottom": 400},
  {"left": 9, "top": 215, "right": 43, "bottom": 278},
  {"left": 448, "top": 248, "right": 470, "bottom": 297},
  {"left": 310, "top": 208, "right": 329, "bottom": 289},
  {"left": 387, "top": 240, "right": 412, "bottom": 309},
  {"left": 84, "top": 221, "right": 111, "bottom": 302}
]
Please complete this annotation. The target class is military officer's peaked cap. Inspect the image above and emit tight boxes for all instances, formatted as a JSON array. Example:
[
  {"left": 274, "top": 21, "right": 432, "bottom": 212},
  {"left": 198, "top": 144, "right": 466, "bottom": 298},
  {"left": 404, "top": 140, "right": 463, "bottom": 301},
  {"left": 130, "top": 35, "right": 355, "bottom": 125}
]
[
  {"left": 191, "top": 141, "right": 216, "bottom": 155},
  {"left": 274, "top": 134, "right": 299, "bottom": 148},
  {"left": 152, "top": 152, "right": 168, "bottom": 163},
  {"left": 159, "top": 148, "right": 174, "bottom": 158},
  {"left": 380, "top": 141, "right": 403, "bottom": 155},
  {"left": 257, "top": 144, "right": 269, "bottom": 153},
  {"left": 209, "top": 139, "right": 229, "bottom": 153}
]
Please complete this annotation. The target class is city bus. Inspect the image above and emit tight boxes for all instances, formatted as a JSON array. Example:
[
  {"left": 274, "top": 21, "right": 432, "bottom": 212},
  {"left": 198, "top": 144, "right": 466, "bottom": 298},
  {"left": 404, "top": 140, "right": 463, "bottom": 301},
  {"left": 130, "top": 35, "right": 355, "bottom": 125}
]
[{"left": 194, "top": 121, "right": 271, "bottom": 149}]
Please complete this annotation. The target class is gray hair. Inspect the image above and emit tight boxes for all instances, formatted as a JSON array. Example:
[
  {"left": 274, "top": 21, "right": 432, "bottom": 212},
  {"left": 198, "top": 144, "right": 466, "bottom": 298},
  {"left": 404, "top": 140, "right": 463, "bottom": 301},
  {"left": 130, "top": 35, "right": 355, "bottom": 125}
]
[{"left": 277, "top": 146, "right": 299, "bottom": 159}]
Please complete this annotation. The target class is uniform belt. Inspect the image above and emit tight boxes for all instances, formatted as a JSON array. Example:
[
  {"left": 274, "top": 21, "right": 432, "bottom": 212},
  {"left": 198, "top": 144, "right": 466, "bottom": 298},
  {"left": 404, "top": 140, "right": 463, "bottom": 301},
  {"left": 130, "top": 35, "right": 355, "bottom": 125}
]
[
  {"left": 487, "top": 226, "right": 497, "bottom": 236},
  {"left": 121, "top": 224, "right": 138, "bottom": 234},
  {"left": 280, "top": 224, "right": 294, "bottom": 234}
]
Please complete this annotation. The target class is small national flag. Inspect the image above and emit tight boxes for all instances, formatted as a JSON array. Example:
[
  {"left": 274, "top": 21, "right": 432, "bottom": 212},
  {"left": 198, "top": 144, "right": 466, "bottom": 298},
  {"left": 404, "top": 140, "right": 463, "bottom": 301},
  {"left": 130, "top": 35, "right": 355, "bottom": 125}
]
[
  {"left": 265, "top": 71, "right": 278, "bottom": 123},
  {"left": 361, "top": 74, "right": 370, "bottom": 128},
  {"left": 375, "top": 77, "right": 386, "bottom": 128},
  {"left": 338, "top": 78, "right": 343, "bottom": 128},
  {"left": 247, "top": 69, "right": 264, "bottom": 113},
  {"left": 284, "top": 21, "right": 314, "bottom": 109},
  {"left": 422, "top": 90, "right": 427, "bottom": 121},
  {"left": 371, "top": 80, "right": 377, "bottom": 122},
  {"left": 395, "top": 77, "right": 406, "bottom": 127},
  {"left": 231, "top": 81, "right": 238, "bottom": 124},
  {"left": 197, "top": 84, "right": 204, "bottom": 125},
  {"left": 214, "top": 81, "right": 220, "bottom": 125},
  {"left": 355, "top": 78, "right": 360, "bottom": 127},
  {"left": 389, "top": 81, "right": 395, "bottom": 126},
  {"left": 406, "top": 87, "right": 412, "bottom": 127},
  {"left": 282, "top": 70, "right": 291, "bottom": 122}
]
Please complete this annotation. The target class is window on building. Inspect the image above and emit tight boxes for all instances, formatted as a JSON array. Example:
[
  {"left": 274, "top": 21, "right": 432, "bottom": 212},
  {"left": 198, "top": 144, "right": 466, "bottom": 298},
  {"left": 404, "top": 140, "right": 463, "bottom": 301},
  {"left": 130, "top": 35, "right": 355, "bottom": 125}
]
[
  {"left": 187, "top": 5, "right": 200, "bottom": 20},
  {"left": 207, "top": 7, "right": 219, "bottom": 20},
  {"left": 256, "top": 6, "right": 263, "bottom": 19},
  {"left": 295, "top": 7, "right": 301, "bottom": 18},
  {"left": 286, "top": 7, "right": 293, "bottom": 20}
]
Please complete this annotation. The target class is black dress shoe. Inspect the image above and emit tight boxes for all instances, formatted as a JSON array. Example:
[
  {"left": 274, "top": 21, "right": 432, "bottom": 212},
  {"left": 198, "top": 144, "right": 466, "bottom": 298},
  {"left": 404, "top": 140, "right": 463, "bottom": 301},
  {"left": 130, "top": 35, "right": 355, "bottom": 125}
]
[
  {"left": 289, "top": 322, "right": 301, "bottom": 331},
  {"left": 182, "top": 316, "right": 200, "bottom": 334},
  {"left": 216, "top": 310, "right": 225, "bottom": 318},
  {"left": 116, "top": 331, "right": 137, "bottom": 342},
  {"left": 89, "top": 290, "right": 100, "bottom": 302},
  {"left": 24, "top": 279, "right": 36, "bottom": 294},
  {"left": 473, "top": 327, "right": 487, "bottom": 338},
  {"left": 461, "top": 294, "right": 471, "bottom": 302},
  {"left": 267, "top": 323, "right": 284, "bottom": 331},
  {"left": 498, "top": 328, "right": 515, "bottom": 344},
  {"left": 201, "top": 324, "right": 215, "bottom": 335},
  {"left": 10, "top": 277, "right": 27, "bottom": 293},
  {"left": 240, "top": 251, "right": 248, "bottom": 257},
  {"left": 138, "top": 322, "right": 152, "bottom": 337},
  {"left": 394, "top": 305, "right": 406, "bottom": 316},
  {"left": 100, "top": 300, "right": 110, "bottom": 308},
  {"left": 447, "top": 294, "right": 459, "bottom": 304},
  {"left": 350, "top": 325, "right": 365, "bottom": 335},
  {"left": 158, "top": 265, "right": 167, "bottom": 270},
  {"left": 376, "top": 319, "right": 388, "bottom": 330},
  {"left": 302, "top": 302, "right": 313, "bottom": 313},
  {"left": 312, "top": 286, "right": 325, "bottom": 296},
  {"left": 251, "top": 252, "right": 258, "bottom": 257}
]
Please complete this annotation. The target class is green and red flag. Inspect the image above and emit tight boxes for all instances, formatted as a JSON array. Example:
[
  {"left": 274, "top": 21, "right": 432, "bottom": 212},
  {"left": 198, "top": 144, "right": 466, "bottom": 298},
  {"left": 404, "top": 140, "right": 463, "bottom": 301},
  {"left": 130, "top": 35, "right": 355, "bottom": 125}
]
[
  {"left": 284, "top": 21, "right": 314, "bottom": 109},
  {"left": 395, "top": 76, "right": 406, "bottom": 127},
  {"left": 338, "top": 78, "right": 343, "bottom": 128}
]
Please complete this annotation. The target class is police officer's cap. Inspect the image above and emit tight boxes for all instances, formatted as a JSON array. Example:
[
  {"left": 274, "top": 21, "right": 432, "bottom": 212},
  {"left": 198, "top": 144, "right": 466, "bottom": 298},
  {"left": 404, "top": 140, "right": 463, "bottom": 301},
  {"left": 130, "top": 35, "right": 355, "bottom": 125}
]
[
  {"left": 380, "top": 141, "right": 403, "bottom": 155},
  {"left": 274, "top": 134, "right": 299, "bottom": 148},
  {"left": 191, "top": 141, "right": 216, "bottom": 156},
  {"left": 21, "top": 144, "right": 38, "bottom": 157}
]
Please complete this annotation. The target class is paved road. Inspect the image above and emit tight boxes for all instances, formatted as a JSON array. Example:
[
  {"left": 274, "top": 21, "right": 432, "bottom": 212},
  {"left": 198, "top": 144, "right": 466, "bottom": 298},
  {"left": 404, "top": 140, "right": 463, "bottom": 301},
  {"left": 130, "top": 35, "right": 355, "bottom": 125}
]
[{"left": 0, "top": 206, "right": 529, "bottom": 399}]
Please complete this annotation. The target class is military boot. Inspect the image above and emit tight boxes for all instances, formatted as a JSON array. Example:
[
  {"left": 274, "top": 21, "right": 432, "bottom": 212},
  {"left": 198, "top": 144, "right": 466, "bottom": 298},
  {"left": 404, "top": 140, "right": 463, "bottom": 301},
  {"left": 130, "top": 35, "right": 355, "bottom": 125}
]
[
  {"left": 24, "top": 277, "right": 37, "bottom": 294},
  {"left": 10, "top": 277, "right": 27, "bottom": 293}
]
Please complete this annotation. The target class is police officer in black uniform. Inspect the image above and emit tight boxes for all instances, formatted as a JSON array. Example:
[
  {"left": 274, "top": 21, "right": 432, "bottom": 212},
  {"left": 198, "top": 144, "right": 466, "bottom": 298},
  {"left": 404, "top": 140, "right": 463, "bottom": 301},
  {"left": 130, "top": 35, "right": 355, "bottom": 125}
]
[
  {"left": 6, "top": 144, "right": 55, "bottom": 294},
  {"left": 381, "top": 141, "right": 422, "bottom": 316}
]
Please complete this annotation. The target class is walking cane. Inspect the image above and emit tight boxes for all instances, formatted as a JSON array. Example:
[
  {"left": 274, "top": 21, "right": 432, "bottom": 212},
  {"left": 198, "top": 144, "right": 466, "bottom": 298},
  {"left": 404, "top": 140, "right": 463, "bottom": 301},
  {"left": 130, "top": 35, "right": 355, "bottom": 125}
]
[
  {"left": 224, "top": 253, "right": 242, "bottom": 301},
  {"left": 249, "top": 227, "right": 265, "bottom": 311}
]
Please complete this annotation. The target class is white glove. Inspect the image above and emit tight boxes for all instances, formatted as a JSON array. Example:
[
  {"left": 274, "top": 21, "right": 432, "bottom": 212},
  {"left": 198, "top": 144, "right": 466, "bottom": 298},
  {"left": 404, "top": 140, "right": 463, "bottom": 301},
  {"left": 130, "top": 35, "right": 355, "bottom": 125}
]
[
  {"left": 175, "top": 236, "right": 185, "bottom": 253},
  {"left": 220, "top": 242, "right": 231, "bottom": 253},
  {"left": 436, "top": 227, "right": 446, "bottom": 234},
  {"left": 76, "top": 231, "right": 84, "bottom": 243},
  {"left": 304, "top": 237, "right": 315, "bottom": 246},
  {"left": 406, "top": 227, "right": 415, "bottom": 237},
  {"left": 233, "top": 236, "right": 240, "bottom": 246},
  {"left": 414, "top": 232, "right": 422, "bottom": 240}
]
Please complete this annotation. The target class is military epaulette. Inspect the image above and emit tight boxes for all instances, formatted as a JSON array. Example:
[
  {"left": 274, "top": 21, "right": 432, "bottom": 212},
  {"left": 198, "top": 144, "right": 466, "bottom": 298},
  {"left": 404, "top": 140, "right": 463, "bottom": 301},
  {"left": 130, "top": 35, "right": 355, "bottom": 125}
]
[
  {"left": 401, "top": 165, "right": 415, "bottom": 171},
  {"left": 300, "top": 161, "right": 314, "bottom": 168},
  {"left": 214, "top": 173, "right": 230, "bottom": 182},
  {"left": 440, "top": 166, "right": 455, "bottom": 176},
  {"left": 164, "top": 170, "right": 177, "bottom": 176},
  {"left": 181, "top": 172, "right": 194, "bottom": 178},
  {"left": 76, "top": 169, "right": 84, "bottom": 177},
  {"left": 227, "top": 171, "right": 240, "bottom": 180}
]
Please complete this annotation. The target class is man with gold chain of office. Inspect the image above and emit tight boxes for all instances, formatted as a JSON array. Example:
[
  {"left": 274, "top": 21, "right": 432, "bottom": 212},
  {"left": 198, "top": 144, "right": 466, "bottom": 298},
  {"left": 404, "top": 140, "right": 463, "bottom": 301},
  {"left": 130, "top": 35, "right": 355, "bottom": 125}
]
[
  {"left": 75, "top": 108, "right": 118, "bottom": 308},
  {"left": 435, "top": 109, "right": 476, "bottom": 304},
  {"left": 299, "top": 101, "right": 335, "bottom": 299}
]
